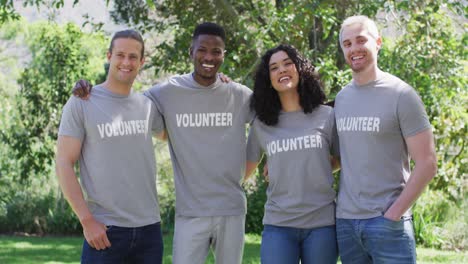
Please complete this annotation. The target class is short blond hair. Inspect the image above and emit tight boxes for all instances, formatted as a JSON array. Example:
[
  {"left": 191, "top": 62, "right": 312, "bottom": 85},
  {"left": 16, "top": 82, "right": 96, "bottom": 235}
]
[{"left": 339, "top": 15, "right": 380, "bottom": 45}]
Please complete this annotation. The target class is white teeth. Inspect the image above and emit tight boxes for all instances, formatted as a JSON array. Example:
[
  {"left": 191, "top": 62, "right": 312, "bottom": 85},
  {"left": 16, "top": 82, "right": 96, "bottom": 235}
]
[
  {"left": 352, "top": 56, "right": 364, "bottom": 61},
  {"left": 279, "top": 76, "right": 290, "bottom": 82},
  {"left": 202, "top": 64, "right": 215, "bottom": 68},
  {"left": 120, "top": 69, "right": 131, "bottom": 72}
]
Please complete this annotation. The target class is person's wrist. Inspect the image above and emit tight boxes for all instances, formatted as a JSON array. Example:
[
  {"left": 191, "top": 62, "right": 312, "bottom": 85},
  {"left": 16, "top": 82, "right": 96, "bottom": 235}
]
[
  {"left": 79, "top": 214, "right": 95, "bottom": 226},
  {"left": 384, "top": 211, "right": 401, "bottom": 221}
]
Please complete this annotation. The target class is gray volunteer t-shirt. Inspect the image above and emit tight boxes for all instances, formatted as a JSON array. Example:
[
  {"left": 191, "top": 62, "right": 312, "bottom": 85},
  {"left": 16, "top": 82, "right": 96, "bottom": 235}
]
[
  {"left": 247, "top": 105, "right": 339, "bottom": 229},
  {"left": 335, "top": 72, "right": 431, "bottom": 219},
  {"left": 144, "top": 74, "right": 253, "bottom": 217},
  {"left": 58, "top": 85, "right": 165, "bottom": 227}
]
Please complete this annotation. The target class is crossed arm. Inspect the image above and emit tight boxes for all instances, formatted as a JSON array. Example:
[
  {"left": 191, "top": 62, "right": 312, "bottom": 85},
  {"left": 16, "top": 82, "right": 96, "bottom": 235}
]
[{"left": 55, "top": 136, "right": 111, "bottom": 250}]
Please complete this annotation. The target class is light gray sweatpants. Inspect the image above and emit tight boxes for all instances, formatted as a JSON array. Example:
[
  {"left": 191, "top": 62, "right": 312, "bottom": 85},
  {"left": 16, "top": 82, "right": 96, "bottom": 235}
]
[{"left": 172, "top": 214, "right": 245, "bottom": 264}]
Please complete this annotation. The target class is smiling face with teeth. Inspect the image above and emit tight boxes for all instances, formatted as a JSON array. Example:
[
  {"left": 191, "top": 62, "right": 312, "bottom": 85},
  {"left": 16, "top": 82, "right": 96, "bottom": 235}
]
[
  {"left": 190, "top": 34, "right": 225, "bottom": 86},
  {"left": 341, "top": 23, "right": 382, "bottom": 75},
  {"left": 106, "top": 38, "right": 145, "bottom": 92},
  {"left": 268, "top": 51, "right": 300, "bottom": 94}
]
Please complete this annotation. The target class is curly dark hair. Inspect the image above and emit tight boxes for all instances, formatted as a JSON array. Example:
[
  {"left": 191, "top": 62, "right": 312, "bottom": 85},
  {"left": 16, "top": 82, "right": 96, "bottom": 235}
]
[{"left": 250, "top": 44, "right": 326, "bottom": 126}]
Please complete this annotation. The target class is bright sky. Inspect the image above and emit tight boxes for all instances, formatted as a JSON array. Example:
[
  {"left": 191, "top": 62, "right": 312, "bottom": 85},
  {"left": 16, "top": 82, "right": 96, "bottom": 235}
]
[{"left": 14, "top": 0, "right": 124, "bottom": 33}]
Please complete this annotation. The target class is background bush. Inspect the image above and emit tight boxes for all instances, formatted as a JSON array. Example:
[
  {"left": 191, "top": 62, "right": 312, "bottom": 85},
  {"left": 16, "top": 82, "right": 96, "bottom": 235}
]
[
  {"left": 244, "top": 162, "right": 268, "bottom": 234},
  {"left": 413, "top": 189, "right": 467, "bottom": 250}
]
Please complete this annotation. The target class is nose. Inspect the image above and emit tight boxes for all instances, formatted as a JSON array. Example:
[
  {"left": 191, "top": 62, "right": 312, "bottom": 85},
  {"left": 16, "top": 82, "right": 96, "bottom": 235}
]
[
  {"left": 349, "top": 43, "right": 359, "bottom": 53},
  {"left": 122, "top": 56, "right": 131, "bottom": 65},
  {"left": 203, "top": 52, "right": 214, "bottom": 62},
  {"left": 278, "top": 65, "right": 287, "bottom": 74}
]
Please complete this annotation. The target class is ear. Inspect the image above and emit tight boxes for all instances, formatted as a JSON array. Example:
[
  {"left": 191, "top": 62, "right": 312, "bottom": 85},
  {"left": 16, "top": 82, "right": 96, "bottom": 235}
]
[
  {"left": 106, "top": 51, "right": 112, "bottom": 61},
  {"left": 189, "top": 46, "right": 194, "bottom": 59},
  {"left": 140, "top": 56, "right": 145, "bottom": 67},
  {"left": 376, "top": 36, "right": 382, "bottom": 51}
]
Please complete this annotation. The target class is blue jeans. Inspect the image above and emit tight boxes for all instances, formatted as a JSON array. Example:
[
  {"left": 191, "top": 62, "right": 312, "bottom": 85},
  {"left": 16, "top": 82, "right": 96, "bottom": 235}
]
[
  {"left": 336, "top": 216, "right": 416, "bottom": 264},
  {"left": 81, "top": 222, "right": 163, "bottom": 264},
  {"left": 260, "top": 224, "right": 338, "bottom": 264}
]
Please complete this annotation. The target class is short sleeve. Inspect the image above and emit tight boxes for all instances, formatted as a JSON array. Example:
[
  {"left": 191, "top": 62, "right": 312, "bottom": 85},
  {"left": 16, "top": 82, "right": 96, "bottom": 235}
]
[
  {"left": 246, "top": 120, "right": 263, "bottom": 162},
  {"left": 143, "top": 86, "right": 164, "bottom": 115},
  {"left": 149, "top": 100, "right": 165, "bottom": 133},
  {"left": 239, "top": 84, "right": 254, "bottom": 124},
  {"left": 328, "top": 109, "right": 340, "bottom": 157},
  {"left": 143, "top": 87, "right": 166, "bottom": 133},
  {"left": 397, "top": 86, "right": 431, "bottom": 138},
  {"left": 246, "top": 107, "right": 255, "bottom": 124},
  {"left": 58, "top": 96, "right": 85, "bottom": 141}
]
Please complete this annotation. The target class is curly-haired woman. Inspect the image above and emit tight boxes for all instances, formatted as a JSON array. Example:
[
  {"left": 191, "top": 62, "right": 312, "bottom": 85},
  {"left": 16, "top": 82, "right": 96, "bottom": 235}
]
[{"left": 245, "top": 44, "right": 339, "bottom": 264}]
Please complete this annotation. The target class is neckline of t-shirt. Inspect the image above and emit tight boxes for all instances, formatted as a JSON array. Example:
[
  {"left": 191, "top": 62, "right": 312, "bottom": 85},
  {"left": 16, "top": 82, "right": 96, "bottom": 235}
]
[
  {"left": 189, "top": 73, "right": 222, "bottom": 90},
  {"left": 94, "top": 85, "right": 132, "bottom": 98},
  {"left": 279, "top": 104, "right": 327, "bottom": 115},
  {"left": 352, "top": 71, "right": 389, "bottom": 88},
  {"left": 280, "top": 109, "right": 303, "bottom": 115}
]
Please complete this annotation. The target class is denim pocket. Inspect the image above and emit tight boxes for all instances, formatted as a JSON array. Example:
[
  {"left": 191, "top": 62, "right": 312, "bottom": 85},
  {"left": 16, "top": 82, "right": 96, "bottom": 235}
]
[
  {"left": 364, "top": 216, "right": 416, "bottom": 263},
  {"left": 381, "top": 215, "right": 401, "bottom": 224},
  {"left": 378, "top": 215, "right": 405, "bottom": 232}
]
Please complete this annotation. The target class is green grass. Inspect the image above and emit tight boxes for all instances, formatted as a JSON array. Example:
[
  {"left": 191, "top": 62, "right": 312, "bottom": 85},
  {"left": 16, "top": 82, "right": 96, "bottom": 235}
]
[
  {"left": 0, "top": 236, "right": 82, "bottom": 264},
  {"left": 0, "top": 234, "right": 465, "bottom": 264}
]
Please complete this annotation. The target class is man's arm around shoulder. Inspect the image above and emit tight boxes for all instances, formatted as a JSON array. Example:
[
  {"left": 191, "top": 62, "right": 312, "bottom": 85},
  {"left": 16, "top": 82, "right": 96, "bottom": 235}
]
[{"left": 55, "top": 136, "right": 111, "bottom": 250}]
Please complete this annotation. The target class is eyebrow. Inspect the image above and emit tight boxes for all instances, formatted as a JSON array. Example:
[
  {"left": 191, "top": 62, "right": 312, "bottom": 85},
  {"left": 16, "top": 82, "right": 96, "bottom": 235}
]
[
  {"left": 343, "top": 35, "right": 367, "bottom": 41},
  {"left": 197, "top": 46, "right": 223, "bottom": 51},
  {"left": 269, "top": 57, "right": 292, "bottom": 66}
]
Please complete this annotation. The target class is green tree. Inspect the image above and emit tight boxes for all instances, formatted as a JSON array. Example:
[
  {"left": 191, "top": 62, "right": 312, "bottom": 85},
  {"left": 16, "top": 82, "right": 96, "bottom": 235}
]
[
  {"left": 378, "top": 1, "right": 467, "bottom": 248},
  {"left": 379, "top": 2, "right": 467, "bottom": 201},
  {"left": 0, "top": 21, "right": 106, "bottom": 233},
  {"left": 109, "top": 0, "right": 387, "bottom": 95},
  {"left": 1, "top": 22, "right": 106, "bottom": 182},
  {"left": 0, "top": 0, "right": 81, "bottom": 24}
]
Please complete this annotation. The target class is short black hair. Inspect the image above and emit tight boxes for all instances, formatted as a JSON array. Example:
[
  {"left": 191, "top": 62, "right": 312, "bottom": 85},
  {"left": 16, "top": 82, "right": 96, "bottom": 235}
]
[
  {"left": 192, "top": 22, "right": 226, "bottom": 42},
  {"left": 109, "top": 29, "right": 145, "bottom": 58}
]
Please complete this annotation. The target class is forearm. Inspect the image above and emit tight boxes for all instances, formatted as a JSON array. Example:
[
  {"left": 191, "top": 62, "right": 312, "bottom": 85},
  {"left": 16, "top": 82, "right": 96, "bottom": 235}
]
[
  {"left": 385, "top": 157, "right": 437, "bottom": 219},
  {"left": 56, "top": 161, "right": 93, "bottom": 223}
]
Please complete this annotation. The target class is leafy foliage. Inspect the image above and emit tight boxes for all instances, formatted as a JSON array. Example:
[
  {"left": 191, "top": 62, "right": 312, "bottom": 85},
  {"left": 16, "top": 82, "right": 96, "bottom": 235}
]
[
  {"left": 244, "top": 159, "right": 268, "bottom": 234},
  {"left": 413, "top": 189, "right": 466, "bottom": 250},
  {"left": 1, "top": 22, "right": 106, "bottom": 183},
  {"left": 379, "top": 2, "right": 467, "bottom": 202},
  {"left": 0, "top": 21, "right": 106, "bottom": 235},
  {"left": 110, "top": 0, "right": 386, "bottom": 94},
  {"left": 0, "top": 0, "right": 20, "bottom": 23},
  {"left": 0, "top": 0, "right": 76, "bottom": 24}
]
